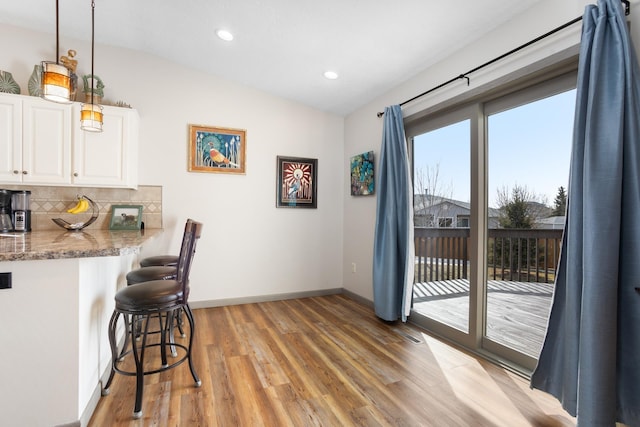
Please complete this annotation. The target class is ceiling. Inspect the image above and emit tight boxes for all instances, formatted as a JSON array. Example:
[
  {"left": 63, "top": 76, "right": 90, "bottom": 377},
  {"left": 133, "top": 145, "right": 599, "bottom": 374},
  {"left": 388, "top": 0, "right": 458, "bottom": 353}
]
[{"left": 0, "top": 0, "right": 545, "bottom": 116}]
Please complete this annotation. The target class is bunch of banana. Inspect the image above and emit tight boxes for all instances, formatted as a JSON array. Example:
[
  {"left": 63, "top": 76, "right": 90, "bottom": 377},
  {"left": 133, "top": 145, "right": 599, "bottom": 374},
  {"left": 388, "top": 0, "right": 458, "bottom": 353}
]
[{"left": 67, "top": 197, "right": 90, "bottom": 214}]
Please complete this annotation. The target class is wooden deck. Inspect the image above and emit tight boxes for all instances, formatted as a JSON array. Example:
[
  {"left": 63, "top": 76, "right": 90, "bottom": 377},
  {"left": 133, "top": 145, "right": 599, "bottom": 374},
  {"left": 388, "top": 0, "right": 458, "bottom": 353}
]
[{"left": 412, "top": 279, "right": 554, "bottom": 358}]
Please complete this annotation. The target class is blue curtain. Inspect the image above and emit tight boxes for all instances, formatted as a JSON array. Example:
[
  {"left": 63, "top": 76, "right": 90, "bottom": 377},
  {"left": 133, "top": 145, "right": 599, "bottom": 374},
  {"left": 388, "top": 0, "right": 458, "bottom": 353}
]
[
  {"left": 372, "top": 105, "right": 415, "bottom": 322},
  {"left": 531, "top": 1, "right": 640, "bottom": 425}
]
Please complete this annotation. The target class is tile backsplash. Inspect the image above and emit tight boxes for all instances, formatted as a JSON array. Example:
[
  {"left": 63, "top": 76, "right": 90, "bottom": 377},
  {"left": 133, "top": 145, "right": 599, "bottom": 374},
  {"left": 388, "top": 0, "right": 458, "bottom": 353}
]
[{"left": 0, "top": 185, "right": 162, "bottom": 231}]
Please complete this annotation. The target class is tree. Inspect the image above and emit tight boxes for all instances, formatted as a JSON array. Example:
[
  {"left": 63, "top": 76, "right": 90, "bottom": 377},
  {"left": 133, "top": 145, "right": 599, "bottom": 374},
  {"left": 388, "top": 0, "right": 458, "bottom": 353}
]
[
  {"left": 413, "top": 164, "right": 454, "bottom": 227},
  {"left": 552, "top": 186, "right": 567, "bottom": 216},
  {"left": 496, "top": 185, "right": 542, "bottom": 229},
  {"left": 494, "top": 185, "right": 548, "bottom": 280}
]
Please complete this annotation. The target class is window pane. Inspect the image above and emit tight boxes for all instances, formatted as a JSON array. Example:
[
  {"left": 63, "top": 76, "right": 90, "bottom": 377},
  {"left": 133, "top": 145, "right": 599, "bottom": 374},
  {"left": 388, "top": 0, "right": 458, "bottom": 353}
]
[
  {"left": 486, "top": 89, "right": 574, "bottom": 358},
  {"left": 413, "top": 119, "right": 470, "bottom": 333}
]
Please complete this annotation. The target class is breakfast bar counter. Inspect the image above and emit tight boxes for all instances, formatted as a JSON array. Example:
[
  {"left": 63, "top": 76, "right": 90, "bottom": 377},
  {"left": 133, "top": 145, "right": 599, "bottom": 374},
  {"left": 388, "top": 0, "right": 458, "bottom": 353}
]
[
  {"left": 0, "top": 228, "right": 163, "bottom": 261},
  {"left": 0, "top": 228, "right": 164, "bottom": 427}
]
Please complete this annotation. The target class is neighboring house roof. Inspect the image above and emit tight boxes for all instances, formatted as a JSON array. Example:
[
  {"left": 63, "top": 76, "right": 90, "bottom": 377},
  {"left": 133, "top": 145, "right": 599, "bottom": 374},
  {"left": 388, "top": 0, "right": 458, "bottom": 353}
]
[
  {"left": 414, "top": 194, "right": 468, "bottom": 212},
  {"left": 415, "top": 194, "right": 563, "bottom": 230},
  {"left": 525, "top": 201, "right": 554, "bottom": 219},
  {"left": 414, "top": 194, "right": 501, "bottom": 218},
  {"left": 535, "top": 215, "right": 566, "bottom": 229}
]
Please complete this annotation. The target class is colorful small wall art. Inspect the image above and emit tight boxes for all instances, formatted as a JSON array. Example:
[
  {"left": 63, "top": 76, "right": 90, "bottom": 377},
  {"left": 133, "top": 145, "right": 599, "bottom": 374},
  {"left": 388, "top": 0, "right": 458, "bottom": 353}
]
[
  {"left": 188, "top": 124, "right": 246, "bottom": 174},
  {"left": 350, "top": 151, "right": 374, "bottom": 196}
]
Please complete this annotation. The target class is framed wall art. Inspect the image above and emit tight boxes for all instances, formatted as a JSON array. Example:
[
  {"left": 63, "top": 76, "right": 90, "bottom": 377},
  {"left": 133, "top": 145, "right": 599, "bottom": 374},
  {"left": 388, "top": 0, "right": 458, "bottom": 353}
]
[
  {"left": 109, "top": 205, "right": 143, "bottom": 230},
  {"left": 350, "top": 150, "right": 375, "bottom": 196},
  {"left": 276, "top": 156, "right": 317, "bottom": 208},
  {"left": 188, "top": 124, "right": 246, "bottom": 174}
]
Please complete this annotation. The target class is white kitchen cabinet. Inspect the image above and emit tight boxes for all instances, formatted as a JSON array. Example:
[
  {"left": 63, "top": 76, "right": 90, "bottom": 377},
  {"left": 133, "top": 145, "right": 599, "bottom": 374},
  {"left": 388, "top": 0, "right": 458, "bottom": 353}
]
[
  {"left": 0, "top": 93, "right": 138, "bottom": 188},
  {"left": 72, "top": 104, "right": 139, "bottom": 188},
  {"left": 22, "top": 96, "right": 73, "bottom": 185},
  {"left": 0, "top": 93, "right": 72, "bottom": 185},
  {"left": 0, "top": 95, "right": 22, "bottom": 183}
]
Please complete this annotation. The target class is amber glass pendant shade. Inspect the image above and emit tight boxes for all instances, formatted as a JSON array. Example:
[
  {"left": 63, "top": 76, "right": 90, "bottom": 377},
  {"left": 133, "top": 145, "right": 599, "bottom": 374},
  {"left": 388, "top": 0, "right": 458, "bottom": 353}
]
[
  {"left": 41, "top": 61, "right": 72, "bottom": 103},
  {"left": 80, "top": 102, "right": 103, "bottom": 132},
  {"left": 80, "top": 0, "right": 103, "bottom": 133}
]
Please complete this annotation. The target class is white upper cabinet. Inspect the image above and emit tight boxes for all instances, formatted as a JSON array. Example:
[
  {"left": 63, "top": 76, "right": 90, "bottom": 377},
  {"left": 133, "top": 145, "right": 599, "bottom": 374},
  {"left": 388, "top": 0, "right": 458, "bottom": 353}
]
[
  {"left": 72, "top": 104, "right": 139, "bottom": 188},
  {"left": 0, "top": 95, "right": 22, "bottom": 183},
  {"left": 0, "top": 94, "right": 71, "bottom": 185},
  {"left": 21, "top": 96, "right": 73, "bottom": 185},
  {"left": 0, "top": 93, "right": 138, "bottom": 189}
]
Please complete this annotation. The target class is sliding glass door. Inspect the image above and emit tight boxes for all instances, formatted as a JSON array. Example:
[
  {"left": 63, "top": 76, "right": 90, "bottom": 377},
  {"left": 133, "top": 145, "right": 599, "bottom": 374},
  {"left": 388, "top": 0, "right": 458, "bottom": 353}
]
[{"left": 408, "top": 73, "right": 575, "bottom": 371}]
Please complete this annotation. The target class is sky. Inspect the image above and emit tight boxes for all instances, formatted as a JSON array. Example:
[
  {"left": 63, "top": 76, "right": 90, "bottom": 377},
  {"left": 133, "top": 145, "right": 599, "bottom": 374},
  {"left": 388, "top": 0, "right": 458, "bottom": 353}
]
[{"left": 413, "top": 89, "right": 576, "bottom": 208}]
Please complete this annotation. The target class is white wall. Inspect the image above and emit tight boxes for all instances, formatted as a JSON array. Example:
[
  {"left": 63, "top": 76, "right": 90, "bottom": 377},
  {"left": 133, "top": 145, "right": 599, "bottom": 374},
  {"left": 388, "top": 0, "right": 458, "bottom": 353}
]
[
  {"left": 4, "top": 0, "right": 640, "bottom": 307},
  {"left": 0, "top": 24, "right": 345, "bottom": 304},
  {"left": 342, "top": 0, "right": 640, "bottom": 301}
]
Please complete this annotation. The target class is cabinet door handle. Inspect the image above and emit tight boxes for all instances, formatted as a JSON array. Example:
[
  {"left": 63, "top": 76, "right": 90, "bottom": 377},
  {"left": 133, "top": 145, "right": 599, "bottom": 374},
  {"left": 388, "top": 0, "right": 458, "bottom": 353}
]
[
  {"left": 13, "top": 170, "right": 19, "bottom": 174},
  {"left": 73, "top": 172, "right": 79, "bottom": 177},
  {"left": 22, "top": 171, "right": 28, "bottom": 175}
]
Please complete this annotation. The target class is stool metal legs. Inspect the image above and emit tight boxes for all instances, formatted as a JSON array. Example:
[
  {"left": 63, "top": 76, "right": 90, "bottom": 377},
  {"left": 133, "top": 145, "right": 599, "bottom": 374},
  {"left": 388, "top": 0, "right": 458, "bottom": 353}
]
[
  {"left": 102, "top": 305, "right": 201, "bottom": 419},
  {"left": 183, "top": 305, "right": 201, "bottom": 387},
  {"left": 116, "top": 312, "right": 179, "bottom": 360}
]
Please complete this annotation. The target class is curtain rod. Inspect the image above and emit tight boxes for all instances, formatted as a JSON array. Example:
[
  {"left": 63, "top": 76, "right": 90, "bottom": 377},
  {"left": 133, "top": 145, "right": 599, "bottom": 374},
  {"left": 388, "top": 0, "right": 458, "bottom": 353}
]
[{"left": 376, "top": 0, "right": 630, "bottom": 117}]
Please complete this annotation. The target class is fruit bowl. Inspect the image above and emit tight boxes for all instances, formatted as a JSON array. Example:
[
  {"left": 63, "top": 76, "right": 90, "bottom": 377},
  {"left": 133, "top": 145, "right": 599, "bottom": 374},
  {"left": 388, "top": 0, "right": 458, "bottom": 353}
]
[{"left": 51, "top": 195, "right": 99, "bottom": 231}]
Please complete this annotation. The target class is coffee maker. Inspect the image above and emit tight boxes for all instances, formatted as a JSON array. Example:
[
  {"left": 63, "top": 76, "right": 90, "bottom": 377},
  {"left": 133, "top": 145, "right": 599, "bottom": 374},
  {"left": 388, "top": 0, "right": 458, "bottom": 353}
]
[
  {"left": 0, "top": 189, "right": 12, "bottom": 232},
  {"left": 11, "top": 190, "right": 31, "bottom": 232}
]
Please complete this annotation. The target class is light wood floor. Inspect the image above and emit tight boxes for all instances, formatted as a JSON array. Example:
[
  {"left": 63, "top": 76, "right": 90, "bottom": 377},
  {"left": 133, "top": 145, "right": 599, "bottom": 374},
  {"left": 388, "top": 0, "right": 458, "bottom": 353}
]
[{"left": 89, "top": 294, "right": 575, "bottom": 426}]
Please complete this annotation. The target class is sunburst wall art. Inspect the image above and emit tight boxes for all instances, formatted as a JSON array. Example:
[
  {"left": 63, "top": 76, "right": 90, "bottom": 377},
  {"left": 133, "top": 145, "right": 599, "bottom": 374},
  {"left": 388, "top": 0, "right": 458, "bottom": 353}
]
[
  {"left": 276, "top": 156, "right": 318, "bottom": 208},
  {"left": 350, "top": 150, "right": 375, "bottom": 196}
]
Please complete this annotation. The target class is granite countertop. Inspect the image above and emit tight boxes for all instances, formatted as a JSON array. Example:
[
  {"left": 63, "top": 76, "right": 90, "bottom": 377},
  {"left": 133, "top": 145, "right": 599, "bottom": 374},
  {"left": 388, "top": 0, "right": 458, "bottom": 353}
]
[{"left": 0, "top": 229, "right": 163, "bottom": 262}]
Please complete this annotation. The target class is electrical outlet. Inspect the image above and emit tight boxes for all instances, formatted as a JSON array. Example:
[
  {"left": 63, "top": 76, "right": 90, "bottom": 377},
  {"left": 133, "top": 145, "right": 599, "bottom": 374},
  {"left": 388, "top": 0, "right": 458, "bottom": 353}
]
[
  {"left": 0, "top": 272, "right": 11, "bottom": 289},
  {"left": 351, "top": 262, "right": 356, "bottom": 273}
]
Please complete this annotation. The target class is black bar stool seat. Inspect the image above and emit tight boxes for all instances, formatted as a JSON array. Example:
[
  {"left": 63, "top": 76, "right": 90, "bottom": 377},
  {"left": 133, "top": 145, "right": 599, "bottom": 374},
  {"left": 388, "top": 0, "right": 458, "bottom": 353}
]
[
  {"left": 116, "top": 280, "right": 183, "bottom": 311},
  {"left": 121, "top": 265, "right": 183, "bottom": 357},
  {"left": 126, "top": 265, "right": 176, "bottom": 285},
  {"left": 139, "top": 254, "right": 178, "bottom": 267}
]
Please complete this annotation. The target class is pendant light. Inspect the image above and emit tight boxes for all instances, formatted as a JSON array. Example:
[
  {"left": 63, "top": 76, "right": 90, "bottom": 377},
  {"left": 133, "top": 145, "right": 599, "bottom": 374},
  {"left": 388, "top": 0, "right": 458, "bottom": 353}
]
[
  {"left": 80, "top": 0, "right": 103, "bottom": 132},
  {"left": 41, "top": 0, "right": 72, "bottom": 103}
]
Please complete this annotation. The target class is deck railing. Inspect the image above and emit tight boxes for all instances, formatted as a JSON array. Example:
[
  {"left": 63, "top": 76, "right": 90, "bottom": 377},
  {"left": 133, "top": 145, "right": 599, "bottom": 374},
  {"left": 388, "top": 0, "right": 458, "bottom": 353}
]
[{"left": 414, "top": 227, "right": 563, "bottom": 284}]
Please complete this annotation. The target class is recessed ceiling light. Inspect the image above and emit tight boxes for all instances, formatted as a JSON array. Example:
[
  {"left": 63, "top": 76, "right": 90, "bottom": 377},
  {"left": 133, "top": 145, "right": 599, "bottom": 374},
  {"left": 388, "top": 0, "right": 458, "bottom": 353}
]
[
  {"left": 216, "top": 29, "right": 234, "bottom": 41},
  {"left": 324, "top": 71, "right": 339, "bottom": 80}
]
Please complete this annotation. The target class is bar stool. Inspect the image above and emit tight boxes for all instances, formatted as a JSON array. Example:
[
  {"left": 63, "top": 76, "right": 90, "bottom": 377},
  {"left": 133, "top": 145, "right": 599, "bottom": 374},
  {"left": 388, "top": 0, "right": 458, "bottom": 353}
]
[
  {"left": 123, "top": 221, "right": 193, "bottom": 347},
  {"left": 102, "top": 219, "right": 203, "bottom": 419},
  {"left": 122, "top": 265, "right": 182, "bottom": 358}
]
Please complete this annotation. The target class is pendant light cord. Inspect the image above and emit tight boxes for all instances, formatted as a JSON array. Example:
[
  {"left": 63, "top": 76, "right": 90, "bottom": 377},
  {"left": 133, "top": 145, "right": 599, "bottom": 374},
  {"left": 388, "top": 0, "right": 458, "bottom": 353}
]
[
  {"left": 90, "top": 0, "right": 95, "bottom": 105},
  {"left": 55, "top": 0, "right": 60, "bottom": 65}
]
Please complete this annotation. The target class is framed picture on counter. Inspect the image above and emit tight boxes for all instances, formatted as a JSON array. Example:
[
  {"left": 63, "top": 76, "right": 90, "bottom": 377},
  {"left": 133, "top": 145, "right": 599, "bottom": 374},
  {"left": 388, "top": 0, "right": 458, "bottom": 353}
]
[{"left": 109, "top": 205, "right": 143, "bottom": 230}]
